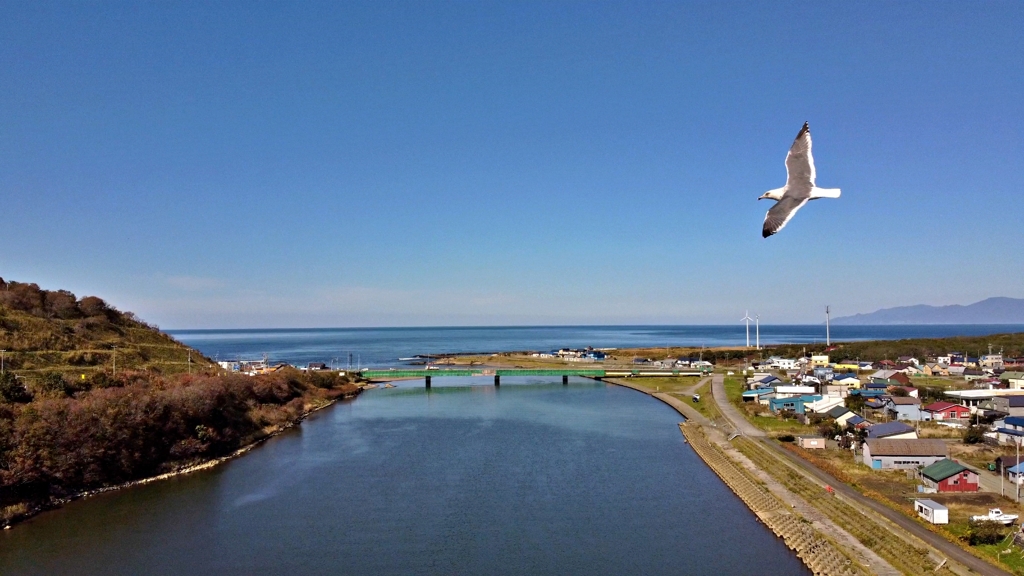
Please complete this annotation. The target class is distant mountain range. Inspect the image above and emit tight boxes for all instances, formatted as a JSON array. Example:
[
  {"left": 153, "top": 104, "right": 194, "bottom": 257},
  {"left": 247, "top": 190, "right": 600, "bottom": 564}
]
[{"left": 831, "top": 297, "right": 1024, "bottom": 325}]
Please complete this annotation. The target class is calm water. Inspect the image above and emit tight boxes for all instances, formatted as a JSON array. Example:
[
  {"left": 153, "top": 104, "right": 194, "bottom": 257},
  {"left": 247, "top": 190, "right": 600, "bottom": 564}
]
[
  {"left": 0, "top": 380, "right": 809, "bottom": 575},
  {"left": 171, "top": 324, "right": 1024, "bottom": 368}
]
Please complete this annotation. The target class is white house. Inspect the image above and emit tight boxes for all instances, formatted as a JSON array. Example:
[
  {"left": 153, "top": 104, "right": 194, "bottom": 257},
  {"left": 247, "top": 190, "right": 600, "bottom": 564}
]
[{"left": 832, "top": 373, "right": 861, "bottom": 388}]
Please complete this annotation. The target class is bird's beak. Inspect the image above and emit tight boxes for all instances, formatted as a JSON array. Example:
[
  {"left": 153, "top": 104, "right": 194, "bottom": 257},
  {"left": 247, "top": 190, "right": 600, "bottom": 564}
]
[{"left": 757, "top": 195, "right": 766, "bottom": 200}]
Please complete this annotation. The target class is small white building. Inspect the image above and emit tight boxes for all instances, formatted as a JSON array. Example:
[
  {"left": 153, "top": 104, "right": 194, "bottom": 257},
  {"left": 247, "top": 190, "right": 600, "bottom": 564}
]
[
  {"left": 914, "top": 499, "right": 949, "bottom": 524},
  {"left": 797, "top": 436, "right": 826, "bottom": 449}
]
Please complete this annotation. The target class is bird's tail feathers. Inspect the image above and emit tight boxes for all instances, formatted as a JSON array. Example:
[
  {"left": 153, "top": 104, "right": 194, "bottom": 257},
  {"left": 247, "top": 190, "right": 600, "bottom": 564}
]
[{"left": 810, "top": 187, "right": 841, "bottom": 199}]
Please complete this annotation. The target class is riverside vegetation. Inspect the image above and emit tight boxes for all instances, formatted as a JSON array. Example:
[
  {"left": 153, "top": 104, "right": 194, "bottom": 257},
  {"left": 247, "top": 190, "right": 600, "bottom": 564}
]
[{"left": 0, "top": 278, "right": 360, "bottom": 527}]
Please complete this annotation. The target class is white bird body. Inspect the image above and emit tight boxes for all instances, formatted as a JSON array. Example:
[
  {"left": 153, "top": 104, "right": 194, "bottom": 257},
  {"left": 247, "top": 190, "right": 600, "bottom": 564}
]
[{"left": 760, "top": 122, "right": 841, "bottom": 238}]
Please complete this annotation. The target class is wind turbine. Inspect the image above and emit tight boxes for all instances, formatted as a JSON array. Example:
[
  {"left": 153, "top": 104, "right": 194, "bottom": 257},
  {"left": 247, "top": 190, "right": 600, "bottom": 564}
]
[{"left": 741, "top": 311, "right": 753, "bottom": 348}]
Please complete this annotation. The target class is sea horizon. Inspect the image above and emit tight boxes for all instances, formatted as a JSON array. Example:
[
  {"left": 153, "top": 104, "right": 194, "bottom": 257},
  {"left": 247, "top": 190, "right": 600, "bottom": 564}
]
[{"left": 170, "top": 324, "right": 1024, "bottom": 370}]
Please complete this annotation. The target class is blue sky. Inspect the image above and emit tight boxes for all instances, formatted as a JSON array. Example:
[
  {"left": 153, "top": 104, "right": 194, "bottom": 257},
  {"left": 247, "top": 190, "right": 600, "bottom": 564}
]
[{"left": 2, "top": 1, "right": 1022, "bottom": 328}]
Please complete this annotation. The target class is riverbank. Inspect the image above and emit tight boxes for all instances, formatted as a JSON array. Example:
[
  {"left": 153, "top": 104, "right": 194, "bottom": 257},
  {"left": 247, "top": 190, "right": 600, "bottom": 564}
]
[
  {"left": 1, "top": 376, "right": 363, "bottom": 530},
  {"left": 604, "top": 377, "right": 887, "bottom": 575}
]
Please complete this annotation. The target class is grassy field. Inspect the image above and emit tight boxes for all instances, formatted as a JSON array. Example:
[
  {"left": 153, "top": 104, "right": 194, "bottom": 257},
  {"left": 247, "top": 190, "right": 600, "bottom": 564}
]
[
  {"left": 723, "top": 374, "right": 819, "bottom": 436},
  {"left": 674, "top": 382, "right": 721, "bottom": 421},
  {"left": 791, "top": 442, "right": 1024, "bottom": 573}
]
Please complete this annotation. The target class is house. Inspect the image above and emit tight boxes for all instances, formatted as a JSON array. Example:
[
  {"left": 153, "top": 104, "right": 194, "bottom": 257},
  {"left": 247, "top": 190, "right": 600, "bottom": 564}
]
[
  {"left": 847, "top": 414, "right": 868, "bottom": 428},
  {"left": 810, "top": 355, "right": 830, "bottom": 368},
  {"left": 885, "top": 396, "right": 924, "bottom": 421},
  {"left": 877, "top": 360, "right": 896, "bottom": 368},
  {"left": 997, "top": 416, "right": 1024, "bottom": 445},
  {"left": 306, "top": 362, "right": 328, "bottom": 371},
  {"left": 1001, "top": 372, "right": 1024, "bottom": 390},
  {"left": 948, "top": 365, "right": 966, "bottom": 377},
  {"left": 870, "top": 370, "right": 910, "bottom": 386},
  {"left": 806, "top": 396, "right": 845, "bottom": 414},
  {"left": 748, "top": 374, "right": 780, "bottom": 389},
  {"left": 914, "top": 499, "right": 949, "bottom": 525},
  {"left": 774, "top": 385, "right": 817, "bottom": 398},
  {"left": 822, "top": 384, "right": 850, "bottom": 398},
  {"left": 826, "top": 406, "right": 859, "bottom": 427},
  {"left": 742, "top": 388, "right": 775, "bottom": 403},
  {"left": 813, "top": 366, "right": 835, "bottom": 381},
  {"left": 584, "top": 351, "right": 607, "bottom": 361},
  {"left": 767, "top": 356, "right": 798, "bottom": 370},
  {"left": 858, "top": 361, "right": 875, "bottom": 371},
  {"left": 963, "top": 368, "right": 986, "bottom": 381},
  {"left": 981, "top": 354, "right": 1004, "bottom": 370},
  {"left": 864, "top": 398, "right": 886, "bottom": 412},
  {"left": 920, "top": 459, "right": 979, "bottom": 492},
  {"left": 797, "top": 436, "right": 827, "bottom": 449},
  {"left": 893, "top": 386, "right": 918, "bottom": 398},
  {"left": 769, "top": 395, "right": 822, "bottom": 415},
  {"left": 862, "top": 438, "right": 947, "bottom": 470},
  {"left": 896, "top": 363, "right": 924, "bottom": 376},
  {"left": 923, "top": 363, "right": 950, "bottom": 377},
  {"left": 1007, "top": 463, "right": 1024, "bottom": 485},
  {"left": 832, "top": 373, "right": 861, "bottom": 387},
  {"left": 834, "top": 360, "right": 860, "bottom": 372},
  {"left": 898, "top": 356, "right": 919, "bottom": 366},
  {"left": 937, "top": 355, "right": 952, "bottom": 366},
  {"left": 922, "top": 401, "right": 970, "bottom": 420},
  {"left": 986, "top": 396, "right": 1024, "bottom": 417},
  {"left": 867, "top": 421, "right": 918, "bottom": 439},
  {"left": 995, "top": 455, "right": 1024, "bottom": 476}
]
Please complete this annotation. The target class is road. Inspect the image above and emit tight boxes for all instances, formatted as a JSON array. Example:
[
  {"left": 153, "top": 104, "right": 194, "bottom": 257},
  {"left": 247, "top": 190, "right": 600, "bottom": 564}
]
[{"left": 709, "top": 374, "right": 1011, "bottom": 576}]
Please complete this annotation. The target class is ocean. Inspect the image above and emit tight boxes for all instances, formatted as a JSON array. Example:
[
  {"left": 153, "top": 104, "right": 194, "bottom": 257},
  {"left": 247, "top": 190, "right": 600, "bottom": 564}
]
[{"left": 170, "top": 324, "right": 1024, "bottom": 369}]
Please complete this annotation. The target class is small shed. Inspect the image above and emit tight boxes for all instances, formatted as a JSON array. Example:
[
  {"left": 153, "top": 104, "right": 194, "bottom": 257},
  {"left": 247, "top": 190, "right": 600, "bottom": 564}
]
[
  {"left": 914, "top": 499, "right": 949, "bottom": 524},
  {"left": 797, "top": 436, "right": 826, "bottom": 450}
]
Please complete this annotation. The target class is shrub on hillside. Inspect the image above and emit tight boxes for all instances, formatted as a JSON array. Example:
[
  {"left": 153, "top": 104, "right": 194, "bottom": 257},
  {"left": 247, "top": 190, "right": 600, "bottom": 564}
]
[{"left": 0, "top": 372, "right": 32, "bottom": 403}]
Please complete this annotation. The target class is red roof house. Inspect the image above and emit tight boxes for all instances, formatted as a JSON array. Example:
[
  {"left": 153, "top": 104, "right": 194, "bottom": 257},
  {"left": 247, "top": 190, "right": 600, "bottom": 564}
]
[
  {"left": 923, "top": 401, "right": 970, "bottom": 420},
  {"left": 921, "top": 460, "right": 979, "bottom": 493}
]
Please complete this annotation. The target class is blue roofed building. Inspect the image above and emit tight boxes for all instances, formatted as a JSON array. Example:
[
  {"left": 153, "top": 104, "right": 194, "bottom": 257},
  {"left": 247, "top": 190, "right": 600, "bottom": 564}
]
[
  {"left": 997, "top": 416, "right": 1024, "bottom": 445},
  {"left": 769, "top": 395, "right": 822, "bottom": 415}
]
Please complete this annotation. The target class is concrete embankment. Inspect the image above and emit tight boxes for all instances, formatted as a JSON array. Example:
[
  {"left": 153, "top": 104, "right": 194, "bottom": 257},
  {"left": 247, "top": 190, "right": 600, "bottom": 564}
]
[
  {"left": 605, "top": 378, "right": 866, "bottom": 576},
  {"left": 680, "top": 423, "right": 865, "bottom": 576}
]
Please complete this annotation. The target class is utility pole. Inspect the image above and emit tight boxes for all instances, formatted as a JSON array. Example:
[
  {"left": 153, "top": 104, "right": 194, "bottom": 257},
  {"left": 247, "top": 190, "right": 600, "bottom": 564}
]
[
  {"left": 826, "top": 305, "right": 831, "bottom": 347},
  {"left": 742, "top": 311, "right": 753, "bottom": 348},
  {"left": 112, "top": 346, "right": 117, "bottom": 376},
  {"left": 188, "top": 350, "right": 192, "bottom": 374},
  {"left": 1, "top": 349, "right": 6, "bottom": 375},
  {"left": 755, "top": 315, "right": 760, "bottom": 350}
]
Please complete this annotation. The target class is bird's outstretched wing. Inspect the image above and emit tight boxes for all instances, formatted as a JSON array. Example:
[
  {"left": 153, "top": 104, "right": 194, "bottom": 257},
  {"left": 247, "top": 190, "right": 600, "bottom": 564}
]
[
  {"left": 762, "top": 196, "right": 809, "bottom": 238},
  {"left": 785, "top": 122, "right": 815, "bottom": 190}
]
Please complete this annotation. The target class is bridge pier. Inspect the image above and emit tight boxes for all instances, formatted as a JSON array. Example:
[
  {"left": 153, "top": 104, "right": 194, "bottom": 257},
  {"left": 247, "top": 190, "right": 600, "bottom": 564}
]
[
  {"left": 494, "top": 375, "right": 500, "bottom": 386},
  {"left": 425, "top": 375, "right": 431, "bottom": 388},
  {"left": 563, "top": 375, "right": 568, "bottom": 385}
]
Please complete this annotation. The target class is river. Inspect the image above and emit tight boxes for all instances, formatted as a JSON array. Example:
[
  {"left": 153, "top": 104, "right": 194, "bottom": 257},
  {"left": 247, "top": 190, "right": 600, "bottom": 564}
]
[{"left": 0, "top": 378, "right": 808, "bottom": 575}]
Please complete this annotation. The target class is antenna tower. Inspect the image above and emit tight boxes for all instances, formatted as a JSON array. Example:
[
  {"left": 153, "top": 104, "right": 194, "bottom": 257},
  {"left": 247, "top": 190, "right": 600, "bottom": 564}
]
[{"left": 825, "top": 306, "right": 831, "bottom": 347}]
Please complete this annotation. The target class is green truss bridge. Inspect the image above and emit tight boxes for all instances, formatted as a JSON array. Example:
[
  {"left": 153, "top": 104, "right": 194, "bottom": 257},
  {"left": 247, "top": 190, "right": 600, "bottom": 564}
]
[{"left": 357, "top": 367, "right": 710, "bottom": 388}]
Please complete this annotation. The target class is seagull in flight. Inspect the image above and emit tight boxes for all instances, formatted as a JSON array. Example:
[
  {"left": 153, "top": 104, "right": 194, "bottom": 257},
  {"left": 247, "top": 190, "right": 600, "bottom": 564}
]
[{"left": 759, "top": 122, "right": 841, "bottom": 238}]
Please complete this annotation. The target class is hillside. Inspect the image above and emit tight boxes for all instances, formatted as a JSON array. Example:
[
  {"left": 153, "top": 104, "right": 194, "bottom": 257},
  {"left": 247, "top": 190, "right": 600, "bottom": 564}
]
[
  {"left": 0, "top": 277, "right": 359, "bottom": 528},
  {"left": 831, "top": 297, "right": 1024, "bottom": 325},
  {"left": 0, "top": 279, "right": 216, "bottom": 382}
]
